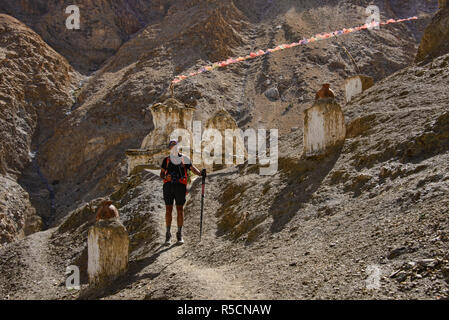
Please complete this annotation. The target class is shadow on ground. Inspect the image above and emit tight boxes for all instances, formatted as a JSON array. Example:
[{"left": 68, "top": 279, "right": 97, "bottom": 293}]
[
  {"left": 78, "top": 243, "right": 186, "bottom": 300},
  {"left": 269, "top": 146, "right": 342, "bottom": 233}
]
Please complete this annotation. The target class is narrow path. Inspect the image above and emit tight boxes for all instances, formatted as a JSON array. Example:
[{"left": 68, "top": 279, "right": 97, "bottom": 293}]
[
  {"left": 0, "top": 229, "right": 69, "bottom": 300},
  {"left": 104, "top": 171, "right": 264, "bottom": 300},
  {"left": 1, "top": 171, "right": 263, "bottom": 300}
]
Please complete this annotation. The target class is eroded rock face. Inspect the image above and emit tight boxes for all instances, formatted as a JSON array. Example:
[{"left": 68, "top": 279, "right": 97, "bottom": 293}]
[
  {"left": 0, "top": 0, "right": 168, "bottom": 73},
  {"left": 88, "top": 219, "right": 129, "bottom": 287},
  {"left": 0, "top": 176, "right": 42, "bottom": 246},
  {"left": 0, "top": 14, "right": 77, "bottom": 243},
  {"left": 303, "top": 99, "right": 346, "bottom": 157},
  {"left": 416, "top": 6, "right": 449, "bottom": 63},
  {"left": 0, "top": 14, "right": 77, "bottom": 174}
]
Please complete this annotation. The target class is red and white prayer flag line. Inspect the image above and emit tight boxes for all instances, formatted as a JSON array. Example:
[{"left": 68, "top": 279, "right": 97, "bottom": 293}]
[{"left": 171, "top": 16, "right": 419, "bottom": 84}]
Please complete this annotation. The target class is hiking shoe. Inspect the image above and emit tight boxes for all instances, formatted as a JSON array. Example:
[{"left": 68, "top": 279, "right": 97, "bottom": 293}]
[
  {"left": 176, "top": 231, "right": 184, "bottom": 244},
  {"left": 165, "top": 232, "right": 172, "bottom": 245}
]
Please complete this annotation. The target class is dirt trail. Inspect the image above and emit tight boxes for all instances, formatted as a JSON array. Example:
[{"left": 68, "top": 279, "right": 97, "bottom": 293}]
[
  {"left": 99, "top": 171, "right": 264, "bottom": 300},
  {"left": 0, "top": 228, "right": 70, "bottom": 300},
  {"left": 148, "top": 209, "right": 255, "bottom": 299},
  {"left": 1, "top": 170, "right": 262, "bottom": 300},
  {"left": 21, "top": 230, "right": 64, "bottom": 299}
]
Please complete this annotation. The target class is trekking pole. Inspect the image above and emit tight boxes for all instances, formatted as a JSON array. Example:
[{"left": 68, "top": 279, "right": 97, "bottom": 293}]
[{"left": 200, "top": 173, "right": 206, "bottom": 241}]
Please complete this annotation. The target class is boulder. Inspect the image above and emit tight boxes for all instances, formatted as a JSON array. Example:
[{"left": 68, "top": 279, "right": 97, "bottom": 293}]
[
  {"left": 264, "top": 87, "right": 280, "bottom": 100},
  {"left": 416, "top": 6, "right": 449, "bottom": 63}
]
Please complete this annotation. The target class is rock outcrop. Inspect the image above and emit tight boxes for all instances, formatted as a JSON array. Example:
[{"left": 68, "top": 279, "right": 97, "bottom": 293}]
[
  {"left": 416, "top": 6, "right": 449, "bottom": 63},
  {"left": 303, "top": 99, "right": 346, "bottom": 157},
  {"left": 0, "top": 176, "right": 42, "bottom": 246},
  {"left": 0, "top": 14, "right": 77, "bottom": 175},
  {"left": 0, "top": 14, "right": 78, "bottom": 244},
  {"left": 0, "top": 0, "right": 165, "bottom": 73}
]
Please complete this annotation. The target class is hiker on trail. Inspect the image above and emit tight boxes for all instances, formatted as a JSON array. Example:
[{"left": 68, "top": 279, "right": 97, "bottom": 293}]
[
  {"left": 160, "top": 140, "right": 206, "bottom": 245},
  {"left": 315, "top": 83, "right": 336, "bottom": 100}
]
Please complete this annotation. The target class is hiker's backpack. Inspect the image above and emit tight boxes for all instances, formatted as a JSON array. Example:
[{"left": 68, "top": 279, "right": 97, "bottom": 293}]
[{"left": 163, "top": 156, "right": 188, "bottom": 185}]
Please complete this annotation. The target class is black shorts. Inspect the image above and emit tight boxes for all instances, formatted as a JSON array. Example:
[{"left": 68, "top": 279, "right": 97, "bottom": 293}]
[{"left": 163, "top": 182, "right": 187, "bottom": 206}]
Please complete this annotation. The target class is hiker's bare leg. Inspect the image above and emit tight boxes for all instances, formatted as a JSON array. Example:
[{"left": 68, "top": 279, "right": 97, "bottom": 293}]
[
  {"left": 176, "top": 205, "right": 184, "bottom": 227},
  {"left": 176, "top": 205, "right": 185, "bottom": 243},
  {"left": 166, "top": 205, "right": 173, "bottom": 227},
  {"left": 165, "top": 205, "right": 174, "bottom": 243}
]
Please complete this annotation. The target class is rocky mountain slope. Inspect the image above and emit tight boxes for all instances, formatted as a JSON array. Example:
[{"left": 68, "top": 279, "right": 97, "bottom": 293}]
[
  {"left": 416, "top": 5, "right": 449, "bottom": 63},
  {"left": 2, "top": 0, "right": 438, "bottom": 228},
  {"left": 0, "top": 0, "right": 447, "bottom": 300},
  {"left": 0, "top": 14, "right": 80, "bottom": 245},
  {"left": 1, "top": 51, "right": 448, "bottom": 299},
  {"left": 0, "top": 0, "right": 173, "bottom": 74}
]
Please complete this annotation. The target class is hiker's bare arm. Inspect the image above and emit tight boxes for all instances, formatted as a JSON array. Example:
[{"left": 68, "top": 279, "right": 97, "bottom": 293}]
[
  {"left": 191, "top": 165, "right": 202, "bottom": 176},
  {"left": 161, "top": 169, "right": 172, "bottom": 181}
]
